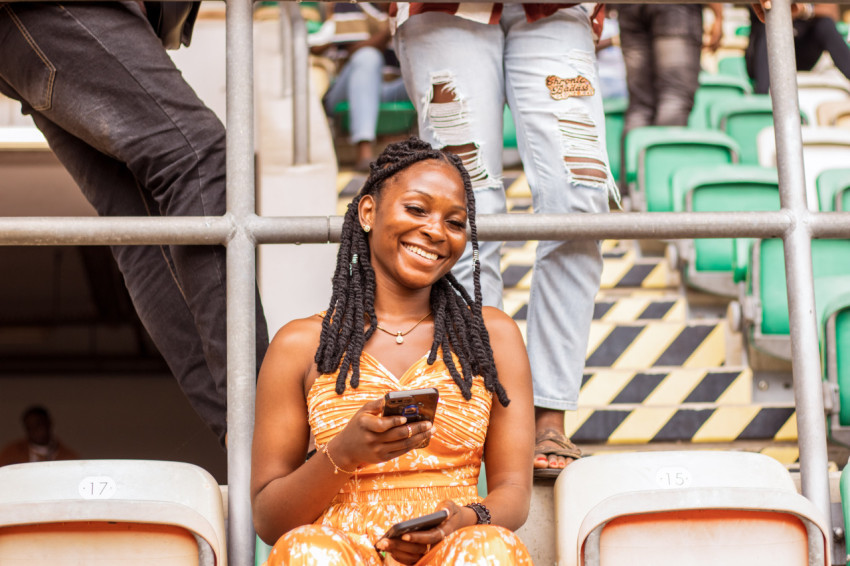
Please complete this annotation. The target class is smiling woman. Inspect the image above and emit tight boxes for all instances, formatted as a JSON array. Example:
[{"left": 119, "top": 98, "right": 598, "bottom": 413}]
[{"left": 251, "top": 138, "right": 535, "bottom": 565}]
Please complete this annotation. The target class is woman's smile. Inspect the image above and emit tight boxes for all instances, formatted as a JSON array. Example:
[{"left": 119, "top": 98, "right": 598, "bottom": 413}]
[{"left": 402, "top": 243, "right": 441, "bottom": 262}]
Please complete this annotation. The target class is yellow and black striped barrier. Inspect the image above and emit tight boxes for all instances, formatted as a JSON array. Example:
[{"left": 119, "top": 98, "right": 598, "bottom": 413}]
[{"left": 585, "top": 321, "right": 726, "bottom": 369}]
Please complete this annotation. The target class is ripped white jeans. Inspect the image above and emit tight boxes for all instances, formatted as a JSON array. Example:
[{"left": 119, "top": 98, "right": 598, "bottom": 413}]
[{"left": 395, "top": 4, "right": 615, "bottom": 410}]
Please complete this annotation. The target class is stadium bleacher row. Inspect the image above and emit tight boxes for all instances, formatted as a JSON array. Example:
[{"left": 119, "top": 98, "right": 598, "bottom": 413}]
[{"left": 4, "top": 3, "right": 850, "bottom": 565}]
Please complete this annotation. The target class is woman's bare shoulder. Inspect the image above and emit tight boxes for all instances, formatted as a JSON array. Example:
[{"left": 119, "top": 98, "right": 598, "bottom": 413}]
[
  {"left": 266, "top": 314, "right": 325, "bottom": 366},
  {"left": 481, "top": 306, "right": 522, "bottom": 338}
]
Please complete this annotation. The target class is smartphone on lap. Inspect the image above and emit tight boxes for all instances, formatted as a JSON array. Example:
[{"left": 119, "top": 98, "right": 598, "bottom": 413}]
[
  {"left": 382, "top": 388, "right": 439, "bottom": 423},
  {"left": 382, "top": 509, "right": 449, "bottom": 540}
]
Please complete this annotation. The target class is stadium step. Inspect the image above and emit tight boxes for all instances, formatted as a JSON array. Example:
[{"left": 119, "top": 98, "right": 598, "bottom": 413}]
[
  {"left": 569, "top": 368, "right": 796, "bottom": 444},
  {"left": 504, "top": 291, "right": 688, "bottom": 323},
  {"left": 501, "top": 240, "right": 677, "bottom": 291},
  {"left": 585, "top": 319, "right": 727, "bottom": 370}
]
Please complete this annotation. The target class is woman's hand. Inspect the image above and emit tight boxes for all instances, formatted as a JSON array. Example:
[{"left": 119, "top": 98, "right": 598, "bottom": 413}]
[
  {"left": 375, "top": 500, "right": 477, "bottom": 565},
  {"left": 328, "top": 398, "right": 433, "bottom": 471}
]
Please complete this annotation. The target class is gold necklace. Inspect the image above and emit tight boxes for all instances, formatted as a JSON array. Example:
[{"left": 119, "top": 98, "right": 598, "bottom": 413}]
[{"left": 374, "top": 311, "right": 432, "bottom": 345}]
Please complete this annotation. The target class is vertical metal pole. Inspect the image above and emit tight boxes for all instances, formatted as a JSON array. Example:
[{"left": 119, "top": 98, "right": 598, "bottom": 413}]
[
  {"left": 226, "top": 0, "right": 258, "bottom": 564},
  {"left": 766, "top": 0, "right": 833, "bottom": 537},
  {"left": 280, "top": 4, "right": 293, "bottom": 99},
  {"left": 290, "top": 4, "right": 310, "bottom": 165}
]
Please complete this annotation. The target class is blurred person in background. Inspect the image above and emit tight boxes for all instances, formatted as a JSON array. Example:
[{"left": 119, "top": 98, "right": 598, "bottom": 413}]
[{"left": 0, "top": 406, "right": 78, "bottom": 466}]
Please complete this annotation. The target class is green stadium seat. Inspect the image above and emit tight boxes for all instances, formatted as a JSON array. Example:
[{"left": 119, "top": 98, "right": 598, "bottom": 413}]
[
  {"left": 503, "top": 105, "right": 518, "bottom": 150},
  {"left": 256, "top": 536, "right": 273, "bottom": 566},
  {"left": 671, "top": 165, "right": 780, "bottom": 297},
  {"left": 816, "top": 168, "right": 850, "bottom": 211},
  {"left": 817, "top": 279, "right": 850, "bottom": 433},
  {"left": 603, "top": 97, "right": 627, "bottom": 187},
  {"left": 716, "top": 55, "right": 750, "bottom": 83},
  {"left": 708, "top": 95, "right": 806, "bottom": 165},
  {"left": 333, "top": 100, "right": 417, "bottom": 137},
  {"left": 689, "top": 72, "right": 752, "bottom": 129},
  {"left": 624, "top": 126, "right": 739, "bottom": 212},
  {"left": 738, "top": 238, "right": 850, "bottom": 360}
]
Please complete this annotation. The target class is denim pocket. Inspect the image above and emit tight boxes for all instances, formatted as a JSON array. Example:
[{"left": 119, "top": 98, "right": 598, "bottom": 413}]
[{"left": 0, "top": 4, "right": 56, "bottom": 112}]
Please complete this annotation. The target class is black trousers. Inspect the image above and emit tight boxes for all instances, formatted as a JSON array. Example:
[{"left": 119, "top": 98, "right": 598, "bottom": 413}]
[{"left": 746, "top": 7, "right": 850, "bottom": 94}]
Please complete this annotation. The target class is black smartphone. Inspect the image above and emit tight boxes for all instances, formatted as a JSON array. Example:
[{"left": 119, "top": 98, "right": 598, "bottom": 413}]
[
  {"left": 383, "top": 510, "right": 449, "bottom": 540},
  {"left": 382, "top": 388, "right": 439, "bottom": 423}
]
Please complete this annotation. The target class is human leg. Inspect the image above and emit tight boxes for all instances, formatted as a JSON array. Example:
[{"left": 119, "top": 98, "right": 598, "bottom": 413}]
[
  {"left": 745, "top": 10, "right": 771, "bottom": 94},
  {"left": 502, "top": 4, "right": 612, "bottom": 470},
  {"left": 795, "top": 17, "right": 850, "bottom": 81},
  {"left": 27, "top": 114, "right": 231, "bottom": 441},
  {"left": 332, "top": 47, "right": 384, "bottom": 143},
  {"left": 619, "top": 5, "right": 658, "bottom": 135},
  {"left": 395, "top": 14, "right": 507, "bottom": 307},
  {"left": 649, "top": 5, "right": 703, "bottom": 126},
  {"left": 265, "top": 525, "right": 381, "bottom": 566},
  {"left": 418, "top": 525, "right": 532, "bottom": 565},
  {"left": 0, "top": 2, "right": 269, "bottom": 442}
]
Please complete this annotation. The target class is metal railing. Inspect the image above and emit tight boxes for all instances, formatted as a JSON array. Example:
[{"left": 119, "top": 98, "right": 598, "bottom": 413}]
[{"left": 2, "top": 0, "right": 848, "bottom": 563}]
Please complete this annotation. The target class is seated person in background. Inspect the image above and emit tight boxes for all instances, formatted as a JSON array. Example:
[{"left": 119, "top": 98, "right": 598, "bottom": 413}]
[
  {"left": 310, "top": 3, "right": 409, "bottom": 172},
  {"left": 747, "top": 2, "right": 850, "bottom": 94},
  {"left": 251, "top": 138, "right": 534, "bottom": 565},
  {"left": 0, "top": 406, "right": 78, "bottom": 466}
]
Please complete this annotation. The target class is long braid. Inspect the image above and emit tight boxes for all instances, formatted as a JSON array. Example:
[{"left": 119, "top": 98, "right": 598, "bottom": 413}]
[{"left": 316, "top": 137, "right": 510, "bottom": 406}]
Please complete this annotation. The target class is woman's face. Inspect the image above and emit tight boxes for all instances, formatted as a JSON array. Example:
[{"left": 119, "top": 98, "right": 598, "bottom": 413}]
[{"left": 359, "top": 159, "right": 469, "bottom": 291}]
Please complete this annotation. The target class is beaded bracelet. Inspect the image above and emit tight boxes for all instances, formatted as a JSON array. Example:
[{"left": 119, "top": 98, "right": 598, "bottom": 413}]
[{"left": 320, "top": 442, "right": 357, "bottom": 475}]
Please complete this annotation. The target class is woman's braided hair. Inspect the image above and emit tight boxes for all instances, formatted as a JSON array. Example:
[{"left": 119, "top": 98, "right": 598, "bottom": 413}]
[{"left": 315, "top": 137, "right": 509, "bottom": 406}]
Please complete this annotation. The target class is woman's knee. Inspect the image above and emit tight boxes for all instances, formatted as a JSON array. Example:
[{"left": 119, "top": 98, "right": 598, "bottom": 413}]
[
  {"left": 267, "top": 525, "right": 359, "bottom": 566},
  {"left": 440, "top": 525, "right": 529, "bottom": 563}
]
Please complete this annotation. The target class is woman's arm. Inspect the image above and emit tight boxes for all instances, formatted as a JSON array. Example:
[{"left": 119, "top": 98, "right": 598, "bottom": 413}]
[
  {"left": 476, "top": 306, "right": 535, "bottom": 530},
  {"left": 251, "top": 317, "right": 433, "bottom": 545},
  {"left": 251, "top": 317, "right": 343, "bottom": 544}
]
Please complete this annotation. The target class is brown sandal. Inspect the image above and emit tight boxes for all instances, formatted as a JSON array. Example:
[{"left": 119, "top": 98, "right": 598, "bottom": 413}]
[{"left": 533, "top": 429, "right": 581, "bottom": 478}]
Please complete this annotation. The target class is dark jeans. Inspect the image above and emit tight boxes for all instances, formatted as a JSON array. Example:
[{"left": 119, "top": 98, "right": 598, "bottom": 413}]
[
  {"left": 746, "top": 8, "right": 850, "bottom": 94},
  {"left": 619, "top": 4, "right": 703, "bottom": 135},
  {"left": 0, "top": 1, "right": 269, "bottom": 445}
]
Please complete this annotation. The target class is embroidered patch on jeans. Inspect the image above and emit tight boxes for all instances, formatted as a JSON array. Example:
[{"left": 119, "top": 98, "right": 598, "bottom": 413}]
[{"left": 545, "top": 75, "right": 595, "bottom": 100}]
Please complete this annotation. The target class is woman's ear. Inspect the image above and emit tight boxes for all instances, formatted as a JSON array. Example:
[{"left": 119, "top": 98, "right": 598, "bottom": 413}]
[{"left": 358, "top": 194, "right": 376, "bottom": 231}]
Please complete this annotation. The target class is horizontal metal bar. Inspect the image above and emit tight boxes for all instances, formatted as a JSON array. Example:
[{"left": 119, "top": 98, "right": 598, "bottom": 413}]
[
  {"left": 6, "top": 0, "right": 837, "bottom": 4},
  {"left": 809, "top": 213, "right": 850, "bottom": 238},
  {"left": 0, "top": 216, "right": 232, "bottom": 246},
  {"left": 251, "top": 211, "right": 800, "bottom": 243},
  {"left": 250, "top": 211, "right": 796, "bottom": 244},
  {"left": 3, "top": 211, "right": 849, "bottom": 246}
]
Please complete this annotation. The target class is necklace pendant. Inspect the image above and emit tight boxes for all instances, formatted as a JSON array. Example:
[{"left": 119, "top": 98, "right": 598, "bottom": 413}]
[{"left": 395, "top": 333, "right": 404, "bottom": 345}]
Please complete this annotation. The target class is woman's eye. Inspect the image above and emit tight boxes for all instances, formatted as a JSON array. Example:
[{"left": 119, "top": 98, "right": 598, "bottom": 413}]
[
  {"left": 448, "top": 220, "right": 467, "bottom": 229},
  {"left": 406, "top": 205, "right": 427, "bottom": 215}
]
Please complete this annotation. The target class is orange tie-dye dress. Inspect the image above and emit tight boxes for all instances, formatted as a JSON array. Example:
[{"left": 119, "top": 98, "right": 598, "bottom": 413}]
[{"left": 265, "top": 349, "right": 533, "bottom": 566}]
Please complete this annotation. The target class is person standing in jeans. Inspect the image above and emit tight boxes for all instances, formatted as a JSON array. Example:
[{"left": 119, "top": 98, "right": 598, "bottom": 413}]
[
  {"left": 312, "top": 3, "right": 409, "bottom": 172},
  {"left": 0, "top": 2, "right": 269, "bottom": 446},
  {"left": 392, "top": 2, "right": 618, "bottom": 476},
  {"left": 618, "top": 4, "right": 723, "bottom": 135}
]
